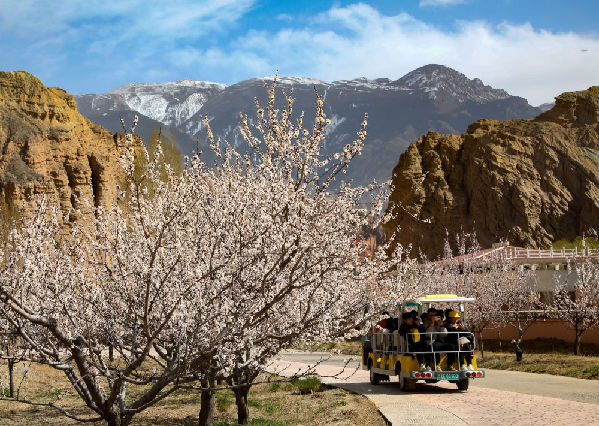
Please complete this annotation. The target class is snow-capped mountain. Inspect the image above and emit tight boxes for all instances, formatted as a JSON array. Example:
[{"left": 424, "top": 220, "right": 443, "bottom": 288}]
[
  {"left": 78, "top": 80, "right": 226, "bottom": 128},
  {"left": 75, "top": 65, "right": 542, "bottom": 186}
]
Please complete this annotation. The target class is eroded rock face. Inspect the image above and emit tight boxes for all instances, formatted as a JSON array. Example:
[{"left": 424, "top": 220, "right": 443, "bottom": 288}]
[
  {"left": 385, "top": 87, "right": 599, "bottom": 259},
  {"left": 0, "top": 71, "right": 135, "bottom": 223}
]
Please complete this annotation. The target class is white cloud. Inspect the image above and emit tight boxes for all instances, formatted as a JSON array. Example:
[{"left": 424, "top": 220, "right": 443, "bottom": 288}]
[
  {"left": 198, "top": 3, "right": 599, "bottom": 105},
  {"left": 276, "top": 13, "right": 293, "bottom": 22},
  {"left": 2, "top": 1, "right": 597, "bottom": 104},
  {"left": 419, "top": 0, "right": 466, "bottom": 6},
  {"left": 0, "top": 0, "right": 254, "bottom": 37}
]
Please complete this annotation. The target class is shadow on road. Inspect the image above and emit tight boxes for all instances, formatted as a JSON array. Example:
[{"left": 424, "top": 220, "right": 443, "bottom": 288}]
[{"left": 330, "top": 380, "right": 463, "bottom": 396}]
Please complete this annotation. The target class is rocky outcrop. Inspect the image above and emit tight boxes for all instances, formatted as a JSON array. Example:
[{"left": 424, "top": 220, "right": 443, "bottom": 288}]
[
  {"left": 385, "top": 87, "right": 599, "bottom": 259},
  {"left": 0, "top": 71, "right": 136, "bottom": 223}
]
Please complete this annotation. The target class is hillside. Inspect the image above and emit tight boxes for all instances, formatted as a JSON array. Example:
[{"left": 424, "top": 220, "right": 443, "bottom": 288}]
[
  {"left": 384, "top": 87, "right": 599, "bottom": 259},
  {"left": 0, "top": 71, "right": 135, "bottom": 223}
]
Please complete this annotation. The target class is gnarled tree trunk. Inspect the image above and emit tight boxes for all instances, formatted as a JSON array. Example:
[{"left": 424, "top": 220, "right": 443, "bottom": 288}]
[
  {"left": 234, "top": 384, "right": 251, "bottom": 425},
  {"left": 198, "top": 375, "right": 215, "bottom": 426}
]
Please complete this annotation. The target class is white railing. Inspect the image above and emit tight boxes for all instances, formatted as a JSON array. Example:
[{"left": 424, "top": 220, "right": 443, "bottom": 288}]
[{"left": 478, "top": 246, "right": 599, "bottom": 261}]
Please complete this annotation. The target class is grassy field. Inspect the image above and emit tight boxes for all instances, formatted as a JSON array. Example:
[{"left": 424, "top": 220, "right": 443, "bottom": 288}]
[
  {"left": 475, "top": 351, "right": 599, "bottom": 380},
  {"left": 0, "top": 362, "right": 385, "bottom": 425}
]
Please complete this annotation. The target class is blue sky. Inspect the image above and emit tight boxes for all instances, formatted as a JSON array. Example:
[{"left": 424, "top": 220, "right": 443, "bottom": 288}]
[{"left": 1, "top": 0, "right": 598, "bottom": 104}]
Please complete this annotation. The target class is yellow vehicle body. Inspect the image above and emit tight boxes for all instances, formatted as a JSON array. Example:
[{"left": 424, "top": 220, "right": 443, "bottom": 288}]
[{"left": 363, "top": 350, "right": 479, "bottom": 373}]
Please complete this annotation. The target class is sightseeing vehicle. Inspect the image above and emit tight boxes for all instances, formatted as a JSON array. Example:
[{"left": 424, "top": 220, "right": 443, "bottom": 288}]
[{"left": 361, "top": 294, "right": 485, "bottom": 391}]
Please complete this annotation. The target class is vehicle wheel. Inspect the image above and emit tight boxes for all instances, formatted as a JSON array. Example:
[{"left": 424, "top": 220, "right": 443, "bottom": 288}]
[
  {"left": 369, "top": 361, "right": 380, "bottom": 385},
  {"left": 399, "top": 375, "right": 415, "bottom": 391},
  {"left": 457, "top": 378, "right": 469, "bottom": 391}
]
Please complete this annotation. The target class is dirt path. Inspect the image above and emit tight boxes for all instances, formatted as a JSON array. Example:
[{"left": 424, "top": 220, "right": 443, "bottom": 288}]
[{"left": 271, "top": 351, "right": 599, "bottom": 425}]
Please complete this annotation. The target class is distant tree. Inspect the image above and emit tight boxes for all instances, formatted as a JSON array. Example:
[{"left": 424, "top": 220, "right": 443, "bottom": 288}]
[
  {"left": 552, "top": 236, "right": 599, "bottom": 252},
  {"left": 501, "top": 267, "right": 539, "bottom": 361},
  {"left": 552, "top": 257, "right": 599, "bottom": 355},
  {"left": 424, "top": 234, "right": 525, "bottom": 359}
]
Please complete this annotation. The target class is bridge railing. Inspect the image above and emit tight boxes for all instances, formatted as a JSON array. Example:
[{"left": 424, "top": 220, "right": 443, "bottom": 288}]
[{"left": 480, "top": 246, "right": 599, "bottom": 261}]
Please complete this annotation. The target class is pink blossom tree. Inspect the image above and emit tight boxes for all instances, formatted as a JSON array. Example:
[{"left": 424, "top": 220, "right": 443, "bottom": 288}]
[
  {"left": 0, "top": 81, "right": 411, "bottom": 425},
  {"left": 189, "top": 83, "right": 410, "bottom": 424},
  {"left": 420, "top": 235, "right": 533, "bottom": 358},
  {"left": 552, "top": 257, "right": 599, "bottom": 355},
  {"left": 501, "top": 267, "right": 539, "bottom": 360}
]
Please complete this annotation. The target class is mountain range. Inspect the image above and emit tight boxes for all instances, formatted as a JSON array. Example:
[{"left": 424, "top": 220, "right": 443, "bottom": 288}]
[{"left": 75, "top": 65, "right": 544, "bottom": 186}]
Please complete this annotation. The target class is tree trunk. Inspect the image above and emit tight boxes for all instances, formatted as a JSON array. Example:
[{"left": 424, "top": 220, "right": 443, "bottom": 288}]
[
  {"left": 198, "top": 377, "right": 215, "bottom": 426},
  {"left": 574, "top": 332, "right": 582, "bottom": 355},
  {"left": 234, "top": 384, "right": 251, "bottom": 425},
  {"left": 477, "top": 330, "right": 485, "bottom": 359},
  {"left": 497, "top": 328, "right": 502, "bottom": 351},
  {"left": 8, "top": 358, "right": 15, "bottom": 397},
  {"left": 106, "top": 417, "right": 122, "bottom": 426},
  {"left": 511, "top": 338, "right": 523, "bottom": 361},
  {"left": 105, "top": 407, "right": 128, "bottom": 426}
]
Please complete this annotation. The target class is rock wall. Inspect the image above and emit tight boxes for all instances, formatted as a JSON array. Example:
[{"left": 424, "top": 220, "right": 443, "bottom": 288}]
[
  {"left": 385, "top": 87, "right": 599, "bottom": 259},
  {"left": 0, "top": 71, "right": 137, "bottom": 223}
]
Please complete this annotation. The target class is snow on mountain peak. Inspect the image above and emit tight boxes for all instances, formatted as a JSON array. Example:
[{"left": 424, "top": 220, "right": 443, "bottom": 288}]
[
  {"left": 105, "top": 80, "right": 226, "bottom": 126},
  {"left": 259, "top": 76, "right": 328, "bottom": 86}
]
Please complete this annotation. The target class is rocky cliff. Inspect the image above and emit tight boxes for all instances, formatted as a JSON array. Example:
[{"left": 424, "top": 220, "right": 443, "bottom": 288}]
[
  {"left": 385, "top": 87, "right": 599, "bottom": 259},
  {"left": 0, "top": 71, "right": 134, "bottom": 223}
]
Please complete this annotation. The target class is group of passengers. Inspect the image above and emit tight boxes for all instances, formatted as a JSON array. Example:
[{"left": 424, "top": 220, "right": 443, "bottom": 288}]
[{"left": 399, "top": 307, "right": 475, "bottom": 372}]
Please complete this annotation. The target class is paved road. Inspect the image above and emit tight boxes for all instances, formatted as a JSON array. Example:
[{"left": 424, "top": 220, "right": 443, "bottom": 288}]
[{"left": 270, "top": 351, "right": 599, "bottom": 425}]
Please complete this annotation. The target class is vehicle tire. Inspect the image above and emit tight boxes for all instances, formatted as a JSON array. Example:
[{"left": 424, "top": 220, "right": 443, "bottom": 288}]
[
  {"left": 457, "top": 378, "right": 469, "bottom": 391},
  {"left": 399, "top": 375, "right": 415, "bottom": 391},
  {"left": 369, "top": 360, "right": 380, "bottom": 385}
]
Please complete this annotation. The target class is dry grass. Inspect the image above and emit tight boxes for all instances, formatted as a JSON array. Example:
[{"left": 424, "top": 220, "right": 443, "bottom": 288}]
[
  {"left": 476, "top": 351, "right": 599, "bottom": 380},
  {"left": 0, "top": 361, "right": 386, "bottom": 425}
]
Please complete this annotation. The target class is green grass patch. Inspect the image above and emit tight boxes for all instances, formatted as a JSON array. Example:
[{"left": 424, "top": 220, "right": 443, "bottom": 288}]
[
  {"left": 291, "top": 376, "right": 327, "bottom": 394},
  {"left": 216, "top": 390, "right": 234, "bottom": 413}
]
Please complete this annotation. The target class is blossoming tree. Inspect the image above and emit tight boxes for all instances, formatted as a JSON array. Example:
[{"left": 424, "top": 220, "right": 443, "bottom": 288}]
[
  {"left": 553, "top": 257, "right": 599, "bottom": 355},
  {"left": 0, "top": 81, "right": 411, "bottom": 425}
]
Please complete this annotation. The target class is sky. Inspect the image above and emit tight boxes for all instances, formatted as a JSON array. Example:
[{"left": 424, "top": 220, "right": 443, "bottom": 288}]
[{"left": 1, "top": 0, "right": 598, "bottom": 105}]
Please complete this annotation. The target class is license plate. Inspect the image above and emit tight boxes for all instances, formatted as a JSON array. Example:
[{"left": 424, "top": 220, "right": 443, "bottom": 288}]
[{"left": 437, "top": 372, "right": 459, "bottom": 380}]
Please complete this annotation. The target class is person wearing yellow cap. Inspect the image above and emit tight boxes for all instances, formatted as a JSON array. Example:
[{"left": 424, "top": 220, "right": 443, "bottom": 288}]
[{"left": 444, "top": 310, "right": 474, "bottom": 371}]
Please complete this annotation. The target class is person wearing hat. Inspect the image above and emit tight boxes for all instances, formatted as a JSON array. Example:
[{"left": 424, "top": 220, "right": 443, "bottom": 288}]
[
  {"left": 444, "top": 310, "right": 474, "bottom": 371},
  {"left": 399, "top": 312, "right": 427, "bottom": 371}
]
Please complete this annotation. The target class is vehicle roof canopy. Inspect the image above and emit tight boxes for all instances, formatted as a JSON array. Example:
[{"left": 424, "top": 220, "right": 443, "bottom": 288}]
[{"left": 411, "top": 294, "right": 476, "bottom": 303}]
